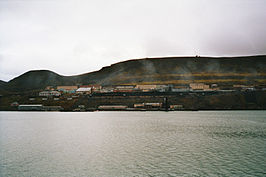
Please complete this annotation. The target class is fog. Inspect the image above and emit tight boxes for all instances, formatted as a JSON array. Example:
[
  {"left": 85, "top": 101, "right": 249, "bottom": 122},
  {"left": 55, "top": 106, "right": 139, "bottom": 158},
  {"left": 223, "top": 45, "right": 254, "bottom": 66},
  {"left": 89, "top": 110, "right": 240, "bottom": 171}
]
[{"left": 0, "top": 0, "right": 266, "bottom": 81}]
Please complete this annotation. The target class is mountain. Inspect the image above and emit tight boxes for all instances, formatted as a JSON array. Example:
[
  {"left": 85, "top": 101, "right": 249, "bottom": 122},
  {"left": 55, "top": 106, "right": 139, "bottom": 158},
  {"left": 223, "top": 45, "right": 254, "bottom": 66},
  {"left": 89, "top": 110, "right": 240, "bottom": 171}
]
[
  {"left": 6, "top": 70, "right": 72, "bottom": 92},
  {"left": 0, "top": 80, "right": 8, "bottom": 94},
  {"left": 1, "top": 55, "right": 266, "bottom": 93},
  {"left": 81, "top": 55, "right": 266, "bottom": 85},
  {"left": 0, "top": 80, "right": 7, "bottom": 86}
]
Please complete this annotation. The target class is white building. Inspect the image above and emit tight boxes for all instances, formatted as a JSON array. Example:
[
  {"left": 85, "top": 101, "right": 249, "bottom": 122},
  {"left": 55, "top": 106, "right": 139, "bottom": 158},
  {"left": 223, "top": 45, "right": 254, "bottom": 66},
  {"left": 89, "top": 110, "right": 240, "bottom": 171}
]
[
  {"left": 76, "top": 87, "right": 92, "bottom": 94},
  {"left": 189, "top": 83, "right": 209, "bottom": 90},
  {"left": 135, "top": 85, "right": 157, "bottom": 91},
  {"left": 39, "top": 91, "right": 61, "bottom": 97},
  {"left": 18, "top": 105, "right": 43, "bottom": 111}
]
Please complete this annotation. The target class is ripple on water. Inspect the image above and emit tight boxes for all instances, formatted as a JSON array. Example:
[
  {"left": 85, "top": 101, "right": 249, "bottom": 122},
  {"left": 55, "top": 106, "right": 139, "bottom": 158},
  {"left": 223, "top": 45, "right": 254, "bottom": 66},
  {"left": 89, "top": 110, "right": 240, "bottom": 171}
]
[{"left": 0, "top": 111, "right": 265, "bottom": 176}]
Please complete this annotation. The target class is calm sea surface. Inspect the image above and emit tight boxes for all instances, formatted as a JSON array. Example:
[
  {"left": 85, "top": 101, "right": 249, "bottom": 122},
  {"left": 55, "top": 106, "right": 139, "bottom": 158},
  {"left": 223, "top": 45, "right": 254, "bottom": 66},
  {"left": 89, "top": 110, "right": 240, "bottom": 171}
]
[{"left": 0, "top": 111, "right": 265, "bottom": 177}]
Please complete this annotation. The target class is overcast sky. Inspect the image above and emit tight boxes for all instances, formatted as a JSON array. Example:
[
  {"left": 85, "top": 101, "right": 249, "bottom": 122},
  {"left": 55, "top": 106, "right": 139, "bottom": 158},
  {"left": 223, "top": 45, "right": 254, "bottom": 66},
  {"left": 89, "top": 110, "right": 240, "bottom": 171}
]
[{"left": 0, "top": 0, "right": 266, "bottom": 81}]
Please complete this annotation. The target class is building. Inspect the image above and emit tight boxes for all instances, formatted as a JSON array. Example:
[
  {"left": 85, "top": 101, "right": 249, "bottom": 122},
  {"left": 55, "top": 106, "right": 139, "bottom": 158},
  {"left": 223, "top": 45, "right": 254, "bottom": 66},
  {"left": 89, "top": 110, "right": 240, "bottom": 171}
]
[
  {"left": 135, "top": 85, "right": 157, "bottom": 92},
  {"left": 134, "top": 103, "right": 162, "bottom": 108},
  {"left": 155, "top": 85, "right": 169, "bottom": 92},
  {"left": 171, "top": 85, "right": 190, "bottom": 92},
  {"left": 51, "top": 91, "right": 61, "bottom": 96},
  {"left": 172, "top": 88, "right": 189, "bottom": 92},
  {"left": 114, "top": 85, "right": 135, "bottom": 92},
  {"left": 39, "top": 91, "right": 48, "bottom": 96},
  {"left": 189, "top": 83, "right": 209, "bottom": 90},
  {"left": 57, "top": 86, "right": 78, "bottom": 93},
  {"left": 233, "top": 85, "right": 255, "bottom": 91},
  {"left": 170, "top": 105, "right": 184, "bottom": 110},
  {"left": 98, "top": 105, "right": 128, "bottom": 110},
  {"left": 80, "top": 85, "right": 102, "bottom": 92},
  {"left": 134, "top": 104, "right": 145, "bottom": 108},
  {"left": 39, "top": 91, "right": 61, "bottom": 97},
  {"left": 76, "top": 87, "right": 92, "bottom": 94},
  {"left": 18, "top": 105, "right": 63, "bottom": 111},
  {"left": 18, "top": 104, "right": 43, "bottom": 111},
  {"left": 100, "top": 87, "right": 114, "bottom": 93}
]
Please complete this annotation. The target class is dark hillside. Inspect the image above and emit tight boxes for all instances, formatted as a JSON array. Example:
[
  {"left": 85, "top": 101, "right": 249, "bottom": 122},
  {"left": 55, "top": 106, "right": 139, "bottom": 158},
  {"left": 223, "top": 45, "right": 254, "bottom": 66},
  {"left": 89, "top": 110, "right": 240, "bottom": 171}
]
[
  {"left": 0, "top": 80, "right": 6, "bottom": 86},
  {"left": 7, "top": 70, "right": 76, "bottom": 92},
  {"left": 2, "top": 55, "right": 266, "bottom": 93},
  {"left": 0, "top": 80, "right": 7, "bottom": 94},
  {"left": 70, "top": 55, "right": 266, "bottom": 85}
]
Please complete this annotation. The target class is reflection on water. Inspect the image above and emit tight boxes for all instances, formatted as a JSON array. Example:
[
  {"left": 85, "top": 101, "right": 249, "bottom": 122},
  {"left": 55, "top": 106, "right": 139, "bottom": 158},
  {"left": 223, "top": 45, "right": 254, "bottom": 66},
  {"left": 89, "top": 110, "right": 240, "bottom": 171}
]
[{"left": 0, "top": 111, "right": 265, "bottom": 176}]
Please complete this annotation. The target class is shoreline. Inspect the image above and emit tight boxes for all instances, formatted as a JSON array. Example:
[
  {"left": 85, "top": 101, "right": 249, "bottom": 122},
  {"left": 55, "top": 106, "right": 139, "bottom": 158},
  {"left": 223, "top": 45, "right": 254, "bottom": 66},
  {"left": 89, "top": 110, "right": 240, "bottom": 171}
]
[{"left": 1, "top": 109, "right": 266, "bottom": 112}]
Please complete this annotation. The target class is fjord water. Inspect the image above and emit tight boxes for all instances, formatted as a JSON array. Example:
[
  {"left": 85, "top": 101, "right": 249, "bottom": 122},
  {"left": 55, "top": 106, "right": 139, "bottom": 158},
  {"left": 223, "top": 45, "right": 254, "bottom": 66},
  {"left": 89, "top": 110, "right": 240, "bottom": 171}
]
[{"left": 0, "top": 111, "right": 265, "bottom": 177}]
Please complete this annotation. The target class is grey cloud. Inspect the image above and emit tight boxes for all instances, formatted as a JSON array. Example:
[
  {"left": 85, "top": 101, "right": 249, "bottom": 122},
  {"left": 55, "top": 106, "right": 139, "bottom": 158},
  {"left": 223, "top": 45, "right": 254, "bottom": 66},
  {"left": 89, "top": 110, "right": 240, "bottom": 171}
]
[{"left": 0, "top": 0, "right": 266, "bottom": 81}]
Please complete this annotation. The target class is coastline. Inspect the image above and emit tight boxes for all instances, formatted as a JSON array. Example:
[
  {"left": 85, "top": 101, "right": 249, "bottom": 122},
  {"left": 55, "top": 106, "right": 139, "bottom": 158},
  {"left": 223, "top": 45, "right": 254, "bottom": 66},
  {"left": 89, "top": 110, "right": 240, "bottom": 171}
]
[{"left": 1, "top": 108, "right": 266, "bottom": 112}]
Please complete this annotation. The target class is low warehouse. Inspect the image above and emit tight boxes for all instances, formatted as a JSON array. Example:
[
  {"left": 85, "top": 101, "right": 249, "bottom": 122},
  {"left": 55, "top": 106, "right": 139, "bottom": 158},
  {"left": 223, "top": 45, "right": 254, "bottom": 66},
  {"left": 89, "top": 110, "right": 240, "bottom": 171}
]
[{"left": 18, "top": 104, "right": 43, "bottom": 111}]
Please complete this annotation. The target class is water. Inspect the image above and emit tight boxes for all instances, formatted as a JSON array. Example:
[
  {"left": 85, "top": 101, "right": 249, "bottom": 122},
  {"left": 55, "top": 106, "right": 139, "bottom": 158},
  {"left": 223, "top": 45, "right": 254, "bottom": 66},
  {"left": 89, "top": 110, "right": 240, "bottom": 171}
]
[{"left": 0, "top": 111, "right": 265, "bottom": 177}]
